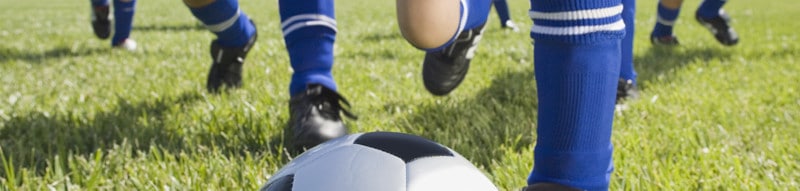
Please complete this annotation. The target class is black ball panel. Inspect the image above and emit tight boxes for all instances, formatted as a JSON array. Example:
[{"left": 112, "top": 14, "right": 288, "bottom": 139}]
[
  {"left": 260, "top": 174, "right": 294, "bottom": 191},
  {"left": 354, "top": 132, "right": 453, "bottom": 163}
]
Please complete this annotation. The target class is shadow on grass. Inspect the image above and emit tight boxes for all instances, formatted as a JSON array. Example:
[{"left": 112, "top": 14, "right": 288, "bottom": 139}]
[
  {"left": 393, "top": 45, "right": 737, "bottom": 170},
  {"left": 634, "top": 46, "right": 734, "bottom": 87},
  {"left": 0, "top": 91, "right": 288, "bottom": 175},
  {"left": 398, "top": 70, "right": 538, "bottom": 170},
  {"left": 361, "top": 32, "right": 402, "bottom": 42},
  {"left": 0, "top": 46, "right": 108, "bottom": 64},
  {"left": 132, "top": 24, "right": 205, "bottom": 32}
]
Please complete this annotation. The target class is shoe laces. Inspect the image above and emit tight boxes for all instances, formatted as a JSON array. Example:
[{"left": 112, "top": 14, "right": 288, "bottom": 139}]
[
  {"left": 304, "top": 85, "right": 358, "bottom": 120},
  {"left": 442, "top": 25, "right": 485, "bottom": 59}
]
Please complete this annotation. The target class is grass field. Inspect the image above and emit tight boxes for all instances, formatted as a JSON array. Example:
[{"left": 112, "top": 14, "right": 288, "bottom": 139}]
[{"left": 1, "top": 0, "right": 799, "bottom": 190}]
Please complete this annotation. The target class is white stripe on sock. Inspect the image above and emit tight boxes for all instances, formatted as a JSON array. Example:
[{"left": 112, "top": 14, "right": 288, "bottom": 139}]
[
  {"left": 657, "top": 16, "right": 676, "bottom": 26},
  {"left": 530, "top": 20, "right": 625, "bottom": 35},
  {"left": 281, "top": 14, "right": 337, "bottom": 29},
  {"left": 282, "top": 20, "right": 338, "bottom": 37},
  {"left": 206, "top": 9, "right": 241, "bottom": 32},
  {"left": 529, "top": 4, "right": 623, "bottom": 20}
]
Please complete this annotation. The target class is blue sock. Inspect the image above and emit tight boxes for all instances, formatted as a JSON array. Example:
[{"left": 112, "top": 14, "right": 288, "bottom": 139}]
[
  {"left": 188, "top": 0, "right": 256, "bottom": 47},
  {"left": 697, "top": 0, "right": 726, "bottom": 18},
  {"left": 620, "top": 0, "right": 637, "bottom": 83},
  {"left": 111, "top": 0, "right": 136, "bottom": 45},
  {"left": 280, "top": 0, "right": 338, "bottom": 96},
  {"left": 527, "top": 0, "right": 623, "bottom": 190},
  {"left": 424, "top": 0, "right": 491, "bottom": 52},
  {"left": 651, "top": 2, "right": 681, "bottom": 38},
  {"left": 493, "top": 0, "right": 511, "bottom": 24},
  {"left": 91, "top": 0, "right": 109, "bottom": 6}
]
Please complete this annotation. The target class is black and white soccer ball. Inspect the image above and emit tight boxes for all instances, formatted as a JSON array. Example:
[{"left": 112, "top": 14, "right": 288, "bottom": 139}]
[{"left": 260, "top": 132, "right": 498, "bottom": 191}]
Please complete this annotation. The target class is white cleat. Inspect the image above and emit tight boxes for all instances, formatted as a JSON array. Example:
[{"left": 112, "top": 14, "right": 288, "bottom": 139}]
[
  {"left": 113, "top": 39, "right": 137, "bottom": 51},
  {"left": 503, "top": 20, "right": 520, "bottom": 32}
]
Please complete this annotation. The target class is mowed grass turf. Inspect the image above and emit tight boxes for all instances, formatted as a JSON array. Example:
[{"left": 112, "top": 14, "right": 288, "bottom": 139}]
[{"left": 1, "top": 0, "right": 798, "bottom": 190}]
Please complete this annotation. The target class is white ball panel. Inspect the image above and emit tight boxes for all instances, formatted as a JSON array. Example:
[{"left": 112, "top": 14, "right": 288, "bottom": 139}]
[
  {"left": 268, "top": 133, "right": 365, "bottom": 181},
  {"left": 406, "top": 156, "right": 498, "bottom": 191},
  {"left": 293, "top": 145, "right": 407, "bottom": 191}
]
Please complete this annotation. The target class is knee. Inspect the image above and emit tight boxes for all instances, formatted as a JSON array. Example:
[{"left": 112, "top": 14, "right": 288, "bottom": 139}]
[
  {"left": 396, "top": 0, "right": 461, "bottom": 49},
  {"left": 660, "top": 0, "right": 684, "bottom": 9},
  {"left": 398, "top": 17, "right": 460, "bottom": 50},
  {"left": 183, "top": 0, "right": 215, "bottom": 8}
]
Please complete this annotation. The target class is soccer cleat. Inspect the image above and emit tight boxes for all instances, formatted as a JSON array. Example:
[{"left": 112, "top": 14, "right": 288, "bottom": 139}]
[
  {"left": 112, "top": 39, "right": 137, "bottom": 51},
  {"left": 616, "top": 78, "right": 640, "bottom": 102},
  {"left": 91, "top": 5, "right": 112, "bottom": 39},
  {"left": 695, "top": 11, "right": 739, "bottom": 46},
  {"left": 650, "top": 35, "right": 680, "bottom": 46},
  {"left": 502, "top": 20, "right": 520, "bottom": 32},
  {"left": 422, "top": 24, "right": 486, "bottom": 96},
  {"left": 521, "top": 183, "right": 582, "bottom": 191},
  {"left": 206, "top": 21, "right": 258, "bottom": 93},
  {"left": 288, "top": 84, "right": 357, "bottom": 151}
]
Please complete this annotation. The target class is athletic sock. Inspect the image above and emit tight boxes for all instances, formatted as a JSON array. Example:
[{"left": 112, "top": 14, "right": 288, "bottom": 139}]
[
  {"left": 279, "top": 0, "right": 338, "bottom": 96},
  {"left": 620, "top": 0, "right": 637, "bottom": 83},
  {"left": 527, "top": 0, "right": 623, "bottom": 190},
  {"left": 188, "top": 0, "right": 256, "bottom": 47},
  {"left": 91, "top": 0, "right": 109, "bottom": 7},
  {"left": 696, "top": 0, "right": 727, "bottom": 18},
  {"left": 651, "top": 1, "right": 681, "bottom": 38},
  {"left": 493, "top": 0, "right": 511, "bottom": 24},
  {"left": 111, "top": 0, "right": 136, "bottom": 45}
]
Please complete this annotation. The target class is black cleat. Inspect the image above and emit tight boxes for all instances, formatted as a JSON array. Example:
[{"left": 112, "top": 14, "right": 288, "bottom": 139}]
[
  {"left": 288, "top": 84, "right": 357, "bottom": 151},
  {"left": 650, "top": 35, "right": 680, "bottom": 46},
  {"left": 91, "top": 5, "right": 111, "bottom": 39},
  {"left": 206, "top": 21, "right": 257, "bottom": 93},
  {"left": 616, "top": 78, "right": 640, "bottom": 102},
  {"left": 422, "top": 24, "right": 486, "bottom": 96},
  {"left": 522, "top": 183, "right": 582, "bottom": 191},
  {"left": 696, "top": 10, "right": 739, "bottom": 46}
]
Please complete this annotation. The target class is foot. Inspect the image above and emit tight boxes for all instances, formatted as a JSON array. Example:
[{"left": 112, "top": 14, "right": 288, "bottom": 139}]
[
  {"left": 650, "top": 35, "right": 680, "bottom": 46},
  {"left": 422, "top": 24, "right": 486, "bottom": 96},
  {"left": 112, "top": 39, "right": 137, "bottom": 51},
  {"left": 522, "top": 183, "right": 582, "bottom": 191},
  {"left": 616, "top": 78, "right": 639, "bottom": 102},
  {"left": 91, "top": 5, "right": 111, "bottom": 39},
  {"left": 288, "top": 84, "right": 357, "bottom": 151},
  {"left": 696, "top": 10, "right": 739, "bottom": 46},
  {"left": 206, "top": 21, "right": 258, "bottom": 93},
  {"left": 502, "top": 20, "right": 520, "bottom": 32}
]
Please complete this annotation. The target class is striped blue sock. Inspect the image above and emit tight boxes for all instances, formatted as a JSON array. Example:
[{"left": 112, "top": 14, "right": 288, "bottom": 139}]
[
  {"left": 651, "top": 2, "right": 680, "bottom": 38},
  {"left": 280, "top": 0, "right": 338, "bottom": 96},
  {"left": 697, "top": 0, "right": 726, "bottom": 18},
  {"left": 111, "top": 0, "right": 136, "bottom": 45},
  {"left": 526, "top": 0, "right": 623, "bottom": 190},
  {"left": 620, "top": 0, "right": 636, "bottom": 83},
  {"left": 188, "top": 0, "right": 256, "bottom": 47}
]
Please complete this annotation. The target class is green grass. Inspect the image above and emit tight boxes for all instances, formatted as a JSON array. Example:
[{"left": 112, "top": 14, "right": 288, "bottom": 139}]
[{"left": 1, "top": 0, "right": 798, "bottom": 190}]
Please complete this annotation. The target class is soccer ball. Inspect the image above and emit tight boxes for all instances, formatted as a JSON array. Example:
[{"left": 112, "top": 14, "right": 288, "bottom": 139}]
[{"left": 260, "top": 132, "right": 499, "bottom": 191}]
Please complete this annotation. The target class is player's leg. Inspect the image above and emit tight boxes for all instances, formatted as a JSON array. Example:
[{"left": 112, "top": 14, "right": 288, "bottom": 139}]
[
  {"left": 695, "top": 0, "right": 738, "bottom": 45},
  {"left": 280, "top": 0, "right": 355, "bottom": 151},
  {"left": 493, "top": 0, "right": 519, "bottom": 31},
  {"left": 90, "top": 0, "right": 111, "bottom": 39},
  {"left": 618, "top": 0, "right": 639, "bottom": 102},
  {"left": 650, "top": 0, "right": 683, "bottom": 46},
  {"left": 111, "top": 0, "right": 138, "bottom": 50},
  {"left": 523, "top": 0, "right": 624, "bottom": 190},
  {"left": 396, "top": 0, "right": 492, "bottom": 95},
  {"left": 184, "top": 0, "right": 257, "bottom": 92}
]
